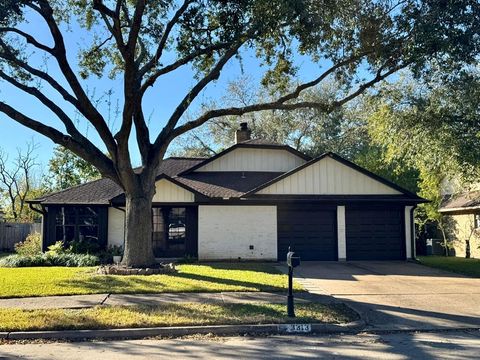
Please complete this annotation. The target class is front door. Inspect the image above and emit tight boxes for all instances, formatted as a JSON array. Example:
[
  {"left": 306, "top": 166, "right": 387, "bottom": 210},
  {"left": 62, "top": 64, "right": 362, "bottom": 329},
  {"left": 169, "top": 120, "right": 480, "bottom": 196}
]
[{"left": 152, "top": 207, "right": 187, "bottom": 257}]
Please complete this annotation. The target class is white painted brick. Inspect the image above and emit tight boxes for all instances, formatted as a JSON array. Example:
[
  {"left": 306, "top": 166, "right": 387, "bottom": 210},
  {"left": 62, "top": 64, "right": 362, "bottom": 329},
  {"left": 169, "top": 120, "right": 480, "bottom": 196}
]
[
  {"left": 198, "top": 205, "right": 277, "bottom": 260},
  {"left": 108, "top": 207, "right": 125, "bottom": 247},
  {"left": 337, "top": 206, "right": 346, "bottom": 260}
]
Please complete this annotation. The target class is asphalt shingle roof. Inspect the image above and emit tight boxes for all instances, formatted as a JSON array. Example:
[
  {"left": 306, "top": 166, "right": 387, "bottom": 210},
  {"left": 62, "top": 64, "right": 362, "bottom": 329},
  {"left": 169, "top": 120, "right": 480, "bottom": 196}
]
[
  {"left": 177, "top": 172, "right": 283, "bottom": 198},
  {"left": 440, "top": 191, "right": 480, "bottom": 212},
  {"left": 33, "top": 157, "right": 206, "bottom": 205},
  {"left": 29, "top": 154, "right": 286, "bottom": 204}
]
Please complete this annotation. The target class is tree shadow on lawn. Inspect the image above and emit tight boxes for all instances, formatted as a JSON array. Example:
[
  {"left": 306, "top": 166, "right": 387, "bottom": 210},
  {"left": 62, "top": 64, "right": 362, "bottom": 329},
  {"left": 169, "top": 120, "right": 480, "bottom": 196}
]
[
  {"left": 195, "top": 262, "right": 282, "bottom": 274},
  {"left": 57, "top": 268, "right": 291, "bottom": 295},
  {"left": 5, "top": 302, "right": 338, "bottom": 333}
]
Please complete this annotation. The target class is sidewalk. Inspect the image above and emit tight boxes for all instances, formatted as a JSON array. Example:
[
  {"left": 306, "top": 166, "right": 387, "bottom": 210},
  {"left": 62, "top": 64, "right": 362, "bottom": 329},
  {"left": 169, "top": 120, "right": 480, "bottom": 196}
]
[{"left": 0, "top": 291, "right": 333, "bottom": 310}]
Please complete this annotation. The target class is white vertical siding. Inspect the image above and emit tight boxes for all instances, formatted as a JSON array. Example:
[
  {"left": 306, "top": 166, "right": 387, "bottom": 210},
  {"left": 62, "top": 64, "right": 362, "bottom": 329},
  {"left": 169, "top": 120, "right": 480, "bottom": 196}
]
[
  {"left": 337, "top": 206, "right": 346, "bottom": 260},
  {"left": 257, "top": 157, "right": 402, "bottom": 195},
  {"left": 405, "top": 206, "right": 413, "bottom": 259},
  {"left": 198, "top": 205, "right": 277, "bottom": 260},
  {"left": 152, "top": 179, "right": 195, "bottom": 202},
  {"left": 108, "top": 207, "right": 125, "bottom": 247},
  {"left": 195, "top": 148, "right": 306, "bottom": 172}
]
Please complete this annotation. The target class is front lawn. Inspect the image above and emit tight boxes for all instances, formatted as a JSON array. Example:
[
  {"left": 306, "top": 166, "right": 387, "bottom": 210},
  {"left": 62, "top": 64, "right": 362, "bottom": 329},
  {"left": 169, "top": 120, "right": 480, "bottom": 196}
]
[
  {"left": 0, "top": 302, "right": 356, "bottom": 332},
  {"left": 417, "top": 256, "right": 480, "bottom": 277},
  {"left": 0, "top": 263, "right": 302, "bottom": 298}
]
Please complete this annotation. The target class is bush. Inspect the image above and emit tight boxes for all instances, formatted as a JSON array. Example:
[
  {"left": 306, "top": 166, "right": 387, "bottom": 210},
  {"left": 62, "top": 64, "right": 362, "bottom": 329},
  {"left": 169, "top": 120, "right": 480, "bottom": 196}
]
[
  {"left": 14, "top": 232, "right": 42, "bottom": 256},
  {"left": 0, "top": 253, "right": 99, "bottom": 268},
  {"left": 46, "top": 241, "right": 67, "bottom": 255},
  {"left": 69, "top": 238, "right": 103, "bottom": 255}
]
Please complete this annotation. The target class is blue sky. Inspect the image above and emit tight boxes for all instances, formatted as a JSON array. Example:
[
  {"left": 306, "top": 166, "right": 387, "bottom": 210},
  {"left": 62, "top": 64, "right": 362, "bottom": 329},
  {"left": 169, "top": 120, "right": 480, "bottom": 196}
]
[{"left": 0, "top": 8, "right": 342, "bottom": 170}]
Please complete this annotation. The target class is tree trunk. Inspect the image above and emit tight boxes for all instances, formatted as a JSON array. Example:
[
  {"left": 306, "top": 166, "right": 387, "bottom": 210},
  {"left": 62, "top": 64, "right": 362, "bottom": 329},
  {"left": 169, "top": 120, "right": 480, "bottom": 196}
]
[{"left": 121, "top": 193, "right": 156, "bottom": 267}]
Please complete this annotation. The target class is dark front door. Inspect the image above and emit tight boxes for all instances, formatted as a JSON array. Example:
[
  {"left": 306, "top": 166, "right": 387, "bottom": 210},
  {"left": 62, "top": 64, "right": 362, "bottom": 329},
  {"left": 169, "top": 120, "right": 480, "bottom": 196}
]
[
  {"left": 277, "top": 206, "right": 337, "bottom": 261},
  {"left": 346, "top": 207, "right": 405, "bottom": 260},
  {"left": 152, "top": 207, "right": 197, "bottom": 258}
]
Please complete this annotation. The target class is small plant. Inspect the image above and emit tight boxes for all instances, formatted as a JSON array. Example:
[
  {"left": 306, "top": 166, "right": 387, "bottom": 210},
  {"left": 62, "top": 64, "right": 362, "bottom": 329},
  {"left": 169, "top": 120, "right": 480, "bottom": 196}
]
[
  {"left": 14, "top": 232, "right": 42, "bottom": 256},
  {"left": 47, "top": 241, "right": 67, "bottom": 255},
  {"left": 69, "top": 238, "right": 102, "bottom": 255},
  {"left": 108, "top": 245, "right": 123, "bottom": 256},
  {"left": 0, "top": 253, "right": 99, "bottom": 267}
]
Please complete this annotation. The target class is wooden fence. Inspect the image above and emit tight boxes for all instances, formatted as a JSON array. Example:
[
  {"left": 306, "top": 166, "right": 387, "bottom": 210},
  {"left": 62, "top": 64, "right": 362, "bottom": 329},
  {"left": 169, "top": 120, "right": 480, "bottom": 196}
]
[{"left": 0, "top": 222, "right": 41, "bottom": 251}]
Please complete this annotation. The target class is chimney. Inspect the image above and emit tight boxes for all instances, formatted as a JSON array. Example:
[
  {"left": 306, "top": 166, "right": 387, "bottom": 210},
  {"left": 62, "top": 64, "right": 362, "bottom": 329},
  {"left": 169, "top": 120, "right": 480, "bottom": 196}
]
[{"left": 235, "top": 122, "right": 251, "bottom": 143}]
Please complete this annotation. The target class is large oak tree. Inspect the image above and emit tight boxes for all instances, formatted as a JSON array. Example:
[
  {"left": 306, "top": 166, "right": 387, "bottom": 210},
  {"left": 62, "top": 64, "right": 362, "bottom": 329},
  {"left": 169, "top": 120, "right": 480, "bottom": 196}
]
[{"left": 0, "top": 0, "right": 478, "bottom": 266}]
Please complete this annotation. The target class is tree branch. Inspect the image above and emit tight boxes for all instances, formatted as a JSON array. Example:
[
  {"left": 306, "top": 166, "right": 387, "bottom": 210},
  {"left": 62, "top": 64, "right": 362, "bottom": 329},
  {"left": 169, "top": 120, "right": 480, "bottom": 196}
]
[
  {"left": 152, "top": 38, "right": 248, "bottom": 160},
  {"left": 0, "top": 102, "right": 117, "bottom": 181},
  {"left": 139, "top": 0, "right": 193, "bottom": 76},
  {"left": 140, "top": 41, "right": 232, "bottom": 94},
  {"left": 0, "top": 69, "right": 112, "bottom": 167},
  {"left": 34, "top": 1, "right": 118, "bottom": 158},
  {"left": 169, "top": 63, "right": 409, "bottom": 140},
  {"left": 0, "top": 27, "right": 53, "bottom": 53}
]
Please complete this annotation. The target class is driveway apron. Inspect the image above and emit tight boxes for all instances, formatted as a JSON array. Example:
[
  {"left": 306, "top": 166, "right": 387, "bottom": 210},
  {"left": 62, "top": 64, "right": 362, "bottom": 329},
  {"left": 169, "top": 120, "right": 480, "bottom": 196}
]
[{"left": 292, "top": 261, "right": 480, "bottom": 331}]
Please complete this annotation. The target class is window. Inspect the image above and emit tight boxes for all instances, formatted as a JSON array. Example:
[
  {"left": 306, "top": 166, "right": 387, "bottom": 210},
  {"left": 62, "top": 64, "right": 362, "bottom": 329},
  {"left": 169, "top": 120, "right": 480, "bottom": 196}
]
[
  {"left": 475, "top": 214, "right": 480, "bottom": 229},
  {"left": 152, "top": 207, "right": 187, "bottom": 257},
  {"left": 55, "top": 206, "right": 100, "bottom": 245},
  {"left": 168, "top": 208, "right": 186, "bottom": 245}
]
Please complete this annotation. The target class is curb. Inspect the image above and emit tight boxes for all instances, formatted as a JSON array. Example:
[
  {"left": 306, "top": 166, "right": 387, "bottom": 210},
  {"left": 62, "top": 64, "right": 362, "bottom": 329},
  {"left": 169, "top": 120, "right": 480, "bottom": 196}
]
[{"left": 1, "top": 320, "right": 365, "bottom": 341}]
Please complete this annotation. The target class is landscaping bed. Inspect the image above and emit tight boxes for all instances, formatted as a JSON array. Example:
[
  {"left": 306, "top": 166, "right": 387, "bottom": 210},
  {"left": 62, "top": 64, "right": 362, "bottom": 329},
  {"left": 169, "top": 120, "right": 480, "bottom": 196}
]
[
  {"left": 417, "top": 256, "right": 480, "bottom": 277},
  {"left": 0, "top": 302, "right": 356, "bottom": 332},
  {"left": 0, "top": 263, "right": 302, "bottom": 298}
]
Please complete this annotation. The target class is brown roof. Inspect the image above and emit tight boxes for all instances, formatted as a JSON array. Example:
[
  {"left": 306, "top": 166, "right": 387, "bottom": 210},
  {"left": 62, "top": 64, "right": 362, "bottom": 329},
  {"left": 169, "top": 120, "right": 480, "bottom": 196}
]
[
  {"left": 440, "top": 191, "right": 480, "bottom": 212},
  {"left": 30, "top": 156, "right": 284, "bottom": 204},
  {"left": 32, "top": 157, "right": 205, "bottom": 205},
  {"left": 176, "top": 172, "right": 283, "bottom": 198},
  {"left": 239, "top": 138, "right": 283, "bottom": 146}
]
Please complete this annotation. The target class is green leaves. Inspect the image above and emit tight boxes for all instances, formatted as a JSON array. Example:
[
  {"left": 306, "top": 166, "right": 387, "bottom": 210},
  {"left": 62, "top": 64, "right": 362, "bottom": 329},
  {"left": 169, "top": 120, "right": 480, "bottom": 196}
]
[{"left": 45, "top": 145, "right": 101, "bottom": 191}]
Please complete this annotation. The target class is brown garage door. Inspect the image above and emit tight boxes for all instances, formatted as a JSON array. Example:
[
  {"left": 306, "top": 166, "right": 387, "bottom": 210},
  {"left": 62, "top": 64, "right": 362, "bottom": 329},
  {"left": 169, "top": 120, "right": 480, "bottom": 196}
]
[
  {"left": 277, "top": 206, "right": 337, "bottom": 261},
  {"left": 346, "top": 208, "right": 405, "bottom": 260}
]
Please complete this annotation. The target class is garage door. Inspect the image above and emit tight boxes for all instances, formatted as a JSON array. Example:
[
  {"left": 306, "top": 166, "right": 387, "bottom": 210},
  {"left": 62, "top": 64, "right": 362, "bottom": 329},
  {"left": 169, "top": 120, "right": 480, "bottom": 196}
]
[
  {"left": 278, "top": 207, "right": 337, "bottom": 261},
  {"left": 346, "top": 208, "right": 404, "bottom": 260}
]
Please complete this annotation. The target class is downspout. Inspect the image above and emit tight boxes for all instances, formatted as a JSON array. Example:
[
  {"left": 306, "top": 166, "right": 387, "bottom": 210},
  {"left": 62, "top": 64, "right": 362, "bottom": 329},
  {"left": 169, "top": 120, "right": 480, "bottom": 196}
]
[{"left": 410, "top": 205, "right": 417, "bottom": 259}]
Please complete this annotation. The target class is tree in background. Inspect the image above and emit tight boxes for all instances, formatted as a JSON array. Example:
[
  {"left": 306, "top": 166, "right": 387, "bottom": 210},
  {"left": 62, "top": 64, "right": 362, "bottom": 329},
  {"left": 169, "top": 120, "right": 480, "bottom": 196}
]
[
  {"left": 172, "top": 78, "right": 420, "bottom": 192},
  {"left": 44, "top": 146, "right": 101, "bottom": 191},
  {"left": 173, "top": 78, "right": 371, "bottom": 159},
  {"left": 0, "top": 1, "right": 478, "bottom": 266},
  {"left": 0, "top": 141, "right": 43, "bottom": 222},
  {"left": 366, "top": 70, "right": 480, "bottom": 255}
]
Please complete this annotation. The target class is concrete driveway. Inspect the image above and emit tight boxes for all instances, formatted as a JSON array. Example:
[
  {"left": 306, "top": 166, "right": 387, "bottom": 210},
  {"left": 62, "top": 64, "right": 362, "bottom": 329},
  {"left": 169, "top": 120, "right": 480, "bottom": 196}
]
[{"left": 293, "top": 261, "right": 480, "bottom": 331}]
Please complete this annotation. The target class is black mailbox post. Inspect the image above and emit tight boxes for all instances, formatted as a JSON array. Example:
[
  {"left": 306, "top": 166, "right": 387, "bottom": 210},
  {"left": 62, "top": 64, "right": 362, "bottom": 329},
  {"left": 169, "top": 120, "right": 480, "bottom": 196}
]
[{"left": 286, "top": 247, "right": 301, "bottom": 317}]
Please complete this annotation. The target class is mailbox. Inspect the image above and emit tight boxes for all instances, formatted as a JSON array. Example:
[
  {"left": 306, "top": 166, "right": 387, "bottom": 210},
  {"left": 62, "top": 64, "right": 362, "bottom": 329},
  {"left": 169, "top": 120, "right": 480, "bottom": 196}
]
[{"left": 287, "top": 251, "right": 301, "bottom": 268}]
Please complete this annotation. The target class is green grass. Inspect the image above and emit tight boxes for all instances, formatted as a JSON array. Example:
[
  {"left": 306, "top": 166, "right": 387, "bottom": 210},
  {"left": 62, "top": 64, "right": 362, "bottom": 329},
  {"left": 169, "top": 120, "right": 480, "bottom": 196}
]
[
  {"left": 0, "top": 263, "right": 302, "bottom": 298},
  {"left": 417, "top": 256, "right": 480, "bottom": 277},
  {"left": 0, "top": 302, "right": 357, "bottom": 332}
]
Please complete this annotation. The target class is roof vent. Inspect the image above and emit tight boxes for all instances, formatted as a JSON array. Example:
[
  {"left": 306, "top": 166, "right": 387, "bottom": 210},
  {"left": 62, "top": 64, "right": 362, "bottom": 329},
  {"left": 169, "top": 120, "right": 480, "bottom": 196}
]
[{"left": 235, "top": 122, "right": 251, "bottom": 143}]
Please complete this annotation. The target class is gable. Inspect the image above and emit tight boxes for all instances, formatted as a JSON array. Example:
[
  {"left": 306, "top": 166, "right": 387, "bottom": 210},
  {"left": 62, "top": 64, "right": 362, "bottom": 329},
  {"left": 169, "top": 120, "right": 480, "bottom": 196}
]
[
  {"left": 194, "top": 147, "right": 307, "bottom": 172},
  {"left": 153, "top": 178, "right": 195, "bottom": 202},
  {"left": 255, "top": 156, "right": 402, "bottom": 196}
]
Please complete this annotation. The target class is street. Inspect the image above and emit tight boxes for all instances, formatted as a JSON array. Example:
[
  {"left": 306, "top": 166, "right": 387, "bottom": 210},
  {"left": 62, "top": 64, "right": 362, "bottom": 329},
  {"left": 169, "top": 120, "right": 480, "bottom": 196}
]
[{"left": 1, "top": 330, "right": 479, "bottom": 359}]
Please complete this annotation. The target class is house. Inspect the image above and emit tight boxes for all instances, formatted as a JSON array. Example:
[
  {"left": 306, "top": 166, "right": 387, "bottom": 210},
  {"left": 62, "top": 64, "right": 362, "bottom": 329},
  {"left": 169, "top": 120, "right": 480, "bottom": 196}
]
[
  {"left": 439, "top": 190, "right": 480, "bottom": 258},
  {"left": 27, "top": 123, "right": 425, "bottom": 261}
]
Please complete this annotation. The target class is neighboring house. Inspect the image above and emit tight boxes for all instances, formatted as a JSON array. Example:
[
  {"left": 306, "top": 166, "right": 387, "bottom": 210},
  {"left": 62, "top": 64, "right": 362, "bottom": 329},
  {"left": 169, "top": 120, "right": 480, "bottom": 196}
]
[
  {"left": 439, "top": 191, "right": 480, "bottom": 258},
  {"left": 27, "top": 123, "right": 425, "bottom": 261}
]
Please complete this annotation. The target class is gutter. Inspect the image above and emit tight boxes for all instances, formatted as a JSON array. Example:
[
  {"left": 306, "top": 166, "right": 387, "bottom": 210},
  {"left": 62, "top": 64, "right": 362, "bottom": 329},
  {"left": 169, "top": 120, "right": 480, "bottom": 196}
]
[
  {"left": 410, "top": 205, "right": 417, "bottom": 259},
  {"left": 28, "top": 203, "right": 45, "bottom": 216}
]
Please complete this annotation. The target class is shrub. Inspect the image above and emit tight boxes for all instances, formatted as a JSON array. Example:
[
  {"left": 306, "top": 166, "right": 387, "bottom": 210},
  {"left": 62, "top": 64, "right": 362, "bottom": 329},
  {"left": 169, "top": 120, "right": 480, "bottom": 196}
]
[
  {"left": 69, "top": 238, "right": 103, "bottom": 255},
  {"left": 46, "top": 241, "right": 67, "bottom": 255},
  {"left": 14, "top": 232, "right": 42, "bottom": 256},
  {"left": 0, "top": 253, "right": 99, "bottom": 268}
]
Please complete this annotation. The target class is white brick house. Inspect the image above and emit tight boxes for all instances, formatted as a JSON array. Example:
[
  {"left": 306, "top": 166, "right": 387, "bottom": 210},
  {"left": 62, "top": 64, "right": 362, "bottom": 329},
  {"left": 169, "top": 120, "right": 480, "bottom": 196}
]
[{"left": 29, "top": 123, "right": 425, "bottom": 261}]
